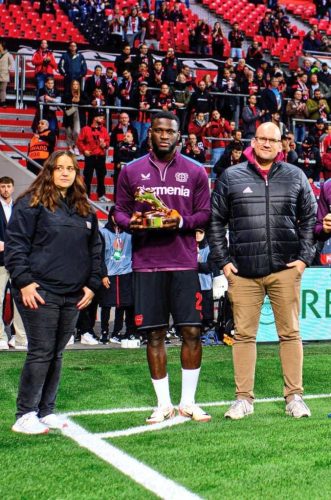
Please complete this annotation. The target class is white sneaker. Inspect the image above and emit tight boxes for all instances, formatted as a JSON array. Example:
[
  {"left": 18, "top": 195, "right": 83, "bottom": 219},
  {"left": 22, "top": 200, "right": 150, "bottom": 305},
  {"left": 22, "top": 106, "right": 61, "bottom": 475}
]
[
  {"left": 9, "top": 336, "right": 28, "bottom": 351},
  {"left": 224, "top": 399, "right": 254, "bottom": 420},
  {"left": 0, "top": 339, "right": 9, "bottom": 350},
  {"left": 8, "top": 335, "right": 16, "bottom": 348},
  {"left": 12, "top": 412, "right": 49, "bottom": 435},
  {"left": 286, "top": 395, "right": 311, "bottom": 418},
  {"left": 80, "top": 332, "right": 99, "bottom": 345},
  {"left": 146, "top": 406, "right": 175, "bottom": 424},
  {"left": 179, "top": 404, "right": 211, "bottom": 422},
  {"left": 39, "top": 413, "right": 68, "bottom": 429},
  {"left": 98, "top": 195, "right": 109, "bottom": 203},
  {"left": 66, "top": 335, "right": 75, "bottom": 347}
]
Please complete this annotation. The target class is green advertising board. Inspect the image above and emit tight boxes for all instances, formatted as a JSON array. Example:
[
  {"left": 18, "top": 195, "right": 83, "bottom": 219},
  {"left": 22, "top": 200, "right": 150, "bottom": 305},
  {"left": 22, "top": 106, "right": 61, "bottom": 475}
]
[{"left": 257, "top": 267, "right": 331, "bottom": 341}]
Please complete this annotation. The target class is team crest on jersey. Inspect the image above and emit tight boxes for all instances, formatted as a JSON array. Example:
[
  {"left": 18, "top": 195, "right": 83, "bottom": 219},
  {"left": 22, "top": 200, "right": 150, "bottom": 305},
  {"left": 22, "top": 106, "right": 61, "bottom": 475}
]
[{"left": 175, "top": 172, "right": 189, "bottom": 183}]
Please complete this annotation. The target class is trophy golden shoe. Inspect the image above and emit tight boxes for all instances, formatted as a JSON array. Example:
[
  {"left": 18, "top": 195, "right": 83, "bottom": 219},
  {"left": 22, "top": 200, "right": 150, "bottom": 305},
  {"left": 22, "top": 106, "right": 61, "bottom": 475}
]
[{"left": 134, "top": 187, "right": 180, "bottom": 229}]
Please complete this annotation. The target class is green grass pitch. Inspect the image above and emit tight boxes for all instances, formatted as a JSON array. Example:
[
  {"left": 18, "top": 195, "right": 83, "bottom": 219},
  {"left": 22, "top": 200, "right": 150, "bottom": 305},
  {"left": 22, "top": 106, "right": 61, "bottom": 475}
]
[{"left": 1, "top": 343, "right": 330, "bottom": 499}]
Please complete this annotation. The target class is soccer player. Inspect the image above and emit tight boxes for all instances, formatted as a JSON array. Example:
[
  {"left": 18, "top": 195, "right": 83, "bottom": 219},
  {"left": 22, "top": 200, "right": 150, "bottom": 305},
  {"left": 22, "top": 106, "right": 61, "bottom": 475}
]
[
  {"left": 209, "top": 122, "right": 316, "bottom": 420},
  {"left": 115, "top": 111, "right": 211, "bottom": 424}
]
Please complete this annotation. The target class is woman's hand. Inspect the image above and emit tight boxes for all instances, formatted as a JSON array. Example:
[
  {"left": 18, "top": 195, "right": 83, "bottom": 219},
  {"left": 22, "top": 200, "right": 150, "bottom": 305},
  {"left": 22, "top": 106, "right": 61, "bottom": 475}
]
[
  {"left": 21, "top": 283, "right": 46, "bottom": 309},
  {"left": 77, "top": 286, "right": 95, "bottom": 310},
  {"left": 102, "top": 277, "right": 110, "bottom": 289}
]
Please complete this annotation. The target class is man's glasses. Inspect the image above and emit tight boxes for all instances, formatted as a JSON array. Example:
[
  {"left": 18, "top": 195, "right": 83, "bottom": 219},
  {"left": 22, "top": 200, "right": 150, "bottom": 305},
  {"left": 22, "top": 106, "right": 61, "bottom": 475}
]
[{"left": 255, "top": 137, "right": 281, "bottom": 144}]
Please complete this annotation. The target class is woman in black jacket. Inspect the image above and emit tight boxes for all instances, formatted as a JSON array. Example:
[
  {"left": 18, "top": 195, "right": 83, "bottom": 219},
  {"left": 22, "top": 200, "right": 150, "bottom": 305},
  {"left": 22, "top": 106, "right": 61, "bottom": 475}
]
[
  {"left": 63, "top": 79, "right": 88, "bottom": 155},
  {"left": 5, "top": 151, "right": 102, "bottom": 435}
]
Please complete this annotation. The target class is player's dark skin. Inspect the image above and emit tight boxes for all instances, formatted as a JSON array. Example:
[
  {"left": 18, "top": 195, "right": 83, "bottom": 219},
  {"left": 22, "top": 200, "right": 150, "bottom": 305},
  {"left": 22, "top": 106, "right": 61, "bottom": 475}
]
[{"left": 130, "top": 117, "right": 202, "bottom": 379}]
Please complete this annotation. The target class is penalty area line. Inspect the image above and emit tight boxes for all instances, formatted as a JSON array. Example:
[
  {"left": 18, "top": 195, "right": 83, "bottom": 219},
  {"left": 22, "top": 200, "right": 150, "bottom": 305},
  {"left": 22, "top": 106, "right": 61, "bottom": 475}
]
[
  {"left": 61, "top": 393, "right": 331, "bottom": 418},
  {"left": 61, "top": 417, "right": 202, "bottom": 500}
]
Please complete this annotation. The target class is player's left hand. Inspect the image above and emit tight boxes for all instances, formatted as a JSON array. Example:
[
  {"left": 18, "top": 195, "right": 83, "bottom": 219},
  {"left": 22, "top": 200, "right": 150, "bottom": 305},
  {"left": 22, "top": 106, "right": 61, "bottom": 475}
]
[
  {"left": 77, "top": 286, "right": 95, "bottom": 310},
  {"left": 286, "top": 260, "right": 306, "bottom": 274},
  {"left": 162, "top": 216, "right": 180, "bottom": 229}
]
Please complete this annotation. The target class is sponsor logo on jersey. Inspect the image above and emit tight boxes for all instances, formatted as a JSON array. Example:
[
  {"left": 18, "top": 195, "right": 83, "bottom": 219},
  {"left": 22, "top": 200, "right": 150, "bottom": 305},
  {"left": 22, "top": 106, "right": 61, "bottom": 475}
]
[
  {"left": 140, "top": 185, "right": 190, "bottom": 197},
  {"left": 175, "top": 172, "right": 189, "bottom": 183}
]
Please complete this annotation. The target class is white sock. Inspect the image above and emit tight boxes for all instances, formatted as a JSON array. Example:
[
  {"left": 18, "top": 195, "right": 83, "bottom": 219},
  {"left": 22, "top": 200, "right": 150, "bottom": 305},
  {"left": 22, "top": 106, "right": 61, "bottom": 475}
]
[
  {"left": 151, "top": 375, "right": 172, "bottom": 408},
  {"left": 180, "top": 367, "right": 201, "bottom": 407}
]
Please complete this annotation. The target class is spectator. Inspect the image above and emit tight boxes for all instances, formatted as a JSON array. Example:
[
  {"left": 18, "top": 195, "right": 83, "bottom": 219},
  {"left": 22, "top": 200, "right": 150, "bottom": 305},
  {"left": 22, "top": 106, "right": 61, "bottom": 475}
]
[
  {"left": 99, "top": 206, "right": 135, "bottom": 344},
  {"left": 291, "top": 68, "right": 310, "bottom": 102},
  {"left": 204, "top": 109, "right": 232, "bottom": 165},
  {"left": 246, "top": 40, "right": 263, "bottom": 69},
  {"left": 213, "top": 143, "right": 244, "bottom": 178},
  {"left": 58, "top": 42, "right": 87, "bottom": 92},
  {"left": 322, "top": 145, "right": 331, "bottom": 180},
  {"left": 286, "top": 89, "right": 309, "bottom": 143},
  {"left": 281, "top": 18, "right": 293, "bottom": 39},
  {"left": 136, "top": 62, "right": 150, "bottom": 84},
  {"left": 308, "top": 73, "right": 331, "bottom": 100},
  {"left": 169, "top": 2, "right": 184, "bottom": 23},
  {"left": 258, "top": 11, "right": 273, "bottom": 37},
  {"left": 77, "top": 115, "right": 110, "bottom": 202},
  {"left": 35, "top": 76, "right": 61, "bottom": 136},
  {"left": 153, "top": 83, "right": 176, "bottom": 112},
  {"left": 149, "top": 60, "right": 165, "bottom": 88},
  {"left": 281, "top": 134, "right": 298, "bottom": 164},
  {"left": 188, "top": 111, "right": 207, "bottom": 142},
  {"left": 113, "top": 130, "right": 139, "bottom": 170},
  {"left": 28, "top": 119, "right": 56, "bottom": 175},
  {"left": 187, "top": 80, "right": 213, "bottom": 122},
  {"left": 228, "top": 22, "right": 245, "bottom": 59},
  {"left": 260, "top": 75, "right": 283, "bottom": 121},
  {"left": 125, "top": 6, "right": 144, "bottom": 48},
  {"left": 0, "top": 176, "right": 26, "bottom": 351},
  {"left": 39, "top": 0, "right": 56, "bottom": 18},
  {"left": 211, "top": 22, "right": 225, "bottom": 60},
  {"left": 321, "top": 123, "right": 331, "bottom": 153},
  {"left": 296, "top": 135, "right": 322, "bottom": 182},
  {"left": 6, "top": 151, "right": 101, "bottom": 435},
  {"left": 194, "top": 20, "right": 210, "bottom": 56},
  {"left": 104, "top": 66, "right": 118, "bottom": 128},
  {"left": 241, "top": 94, "right": 264, "bottom": 139},
  {"left": 209, "top": 122, "right": 316, "bottom": 421},
  {"left": 182, "top": 133, "right": 206, "bottom": 163},
  {"left": 240, "top": 69, "right": 259, "bottom": 95},
  {"left": 302, "top": 30, "right": 321, "bottom": 52},
  {"left": 110, "top": 112, "right": 138, "bottom": 194},
  {"left": 107, "top": 5, "right": 125, "bottom": 50},
  {"left": 132, "top": 81, "right": 152, "bottom": 146},
  {"left": 118, "top": 69, "right": 136, "bottom": 111},
  {"left": 162, "top": 47, "right": 182, "bottom": 87},
  {"left": 63, "top": 80, "right": 88, "bottom": 154},
  {"left": 310, "top": 117, "right": 327, "bottom": 150},
  {"left": 134, "top": 43, "right": 154, "bottom": 75},
  {"left": 84, "top": 64, "right": 108, "bottom": 100},
  {"left": 115, "top": 44, "right": 134, "bottom": 78},
  {"left": 307, "top": 89, "right": 330, "bottom": 121},
  {"left": 156, "top": 1, "right": 170, "bottom": 21},
  {"left": 217, "top": 68, "right": 240, "bottom": 123},
  {"left": 142, "top": 12, "right": 161, "bottom": 50},
  {"left": 31, "top": 39, "right": 57, "bottom": 94},
  {"left": 173, "top": 73, "right": 191, "bottom": 133},
  {"left": 88, "top": 87, "right": 106, "bottom": 124},
  {"left": 202, "top": 73, "right": 217, "bottom": 93},
  {"left": 271, "top": 111, "right": 287, "bottom": 136}
]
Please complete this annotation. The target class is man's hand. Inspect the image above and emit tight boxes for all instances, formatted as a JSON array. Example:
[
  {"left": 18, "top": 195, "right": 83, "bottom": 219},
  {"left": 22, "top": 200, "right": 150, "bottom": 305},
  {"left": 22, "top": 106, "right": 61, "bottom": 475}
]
[
  {"left": 286, "top": 260, "right": 306, "bottom": 274},
  {"left": 323, "top": 213, "right": 331, "bottom": 233},
  {"left": 84, "top": 150, "right": 91, "bottom": 156},
  {"left": 102, "top": 277, "right": 110, "bottom": 288},
  {"left": 21, "top": 283, "right": 46, "bottom": 309},
  {"left": 77, "top": 286, "right": 94, "bottom": 310},
  {"left": 0, "top": 241, "right": 4, "bottom": 252},
  {"left": 162, "top": 216, "right": 180, "bottom": 229},
  {"left": 129, "top": 212, "right": 145, "bottom": 230},
  {"left": 223, "top": 262, "right": 238, "bottom": 278}
]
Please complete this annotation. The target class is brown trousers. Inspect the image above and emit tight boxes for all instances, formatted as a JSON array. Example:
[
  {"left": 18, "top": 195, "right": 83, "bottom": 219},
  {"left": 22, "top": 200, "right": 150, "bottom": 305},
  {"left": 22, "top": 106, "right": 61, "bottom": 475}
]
[{"left": 227, "top": 267, "right": 303, "bottom": 403}]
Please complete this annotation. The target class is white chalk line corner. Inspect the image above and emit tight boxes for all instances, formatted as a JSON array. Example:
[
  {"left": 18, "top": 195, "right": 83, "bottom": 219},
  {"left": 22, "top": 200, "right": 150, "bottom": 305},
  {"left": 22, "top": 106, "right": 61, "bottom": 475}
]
[{"left": 59, "top": 393, "right": 331, "bottom": 500}]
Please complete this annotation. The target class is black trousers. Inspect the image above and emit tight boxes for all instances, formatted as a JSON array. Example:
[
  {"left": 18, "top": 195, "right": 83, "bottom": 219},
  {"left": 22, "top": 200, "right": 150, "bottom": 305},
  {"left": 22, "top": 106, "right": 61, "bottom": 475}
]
[
  {"left": 14, "top": 289, "right": 80, "bottom": 418},
  {"left": 83, "top": 155, "right": 106, "bottom": 198}
]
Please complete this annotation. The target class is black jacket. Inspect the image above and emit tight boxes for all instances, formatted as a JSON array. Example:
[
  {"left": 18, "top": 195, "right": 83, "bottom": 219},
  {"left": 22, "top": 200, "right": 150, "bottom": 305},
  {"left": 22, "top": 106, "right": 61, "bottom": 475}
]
[
  {"left": 4, "top": 195, "right": 102, "bottom": 294},
  {"left": 0, "top": 202, "right": 9, "bottom": 267},
  {"left": 209, "top": 161, "right": 317, "bottom": 278}
]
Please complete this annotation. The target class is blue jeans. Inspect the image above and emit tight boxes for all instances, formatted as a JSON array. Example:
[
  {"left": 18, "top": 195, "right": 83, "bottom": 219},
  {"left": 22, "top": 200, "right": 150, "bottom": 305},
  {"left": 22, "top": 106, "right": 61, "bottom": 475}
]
[
  {"left": 14, "top": 288, "right": 80, "bottom": 418},
  {"left": 211, "top": 147, "right": 224, "bottom": 166},
  {"left": 294, "top": 124, "right": 306, "bottom": 143},
  {"left": 230, "top": 48, "right": 243, "bottom": 59},
  {"left": 133, "top": 121, "right": 151, "bottom": 147}
]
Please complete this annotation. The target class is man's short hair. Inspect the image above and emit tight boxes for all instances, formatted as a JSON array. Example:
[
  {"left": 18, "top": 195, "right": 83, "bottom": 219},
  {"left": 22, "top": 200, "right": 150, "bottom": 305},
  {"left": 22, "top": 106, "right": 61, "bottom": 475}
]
[
  {"left": 151, "top": 111, "right": 180, "bottom": 129},
  {"left": 94, "top": 64, "right": 102, "bottom": 70},
  {"left": 0, "top": 176, "right": 14, "bottom": 185},
  {"left": 231, "top": 144, "right": 243, "bottom": 152}
]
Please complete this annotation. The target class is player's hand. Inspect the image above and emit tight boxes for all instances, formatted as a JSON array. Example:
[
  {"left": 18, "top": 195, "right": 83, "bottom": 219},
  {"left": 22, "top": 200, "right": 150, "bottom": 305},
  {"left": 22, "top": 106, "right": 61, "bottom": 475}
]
[
  {"left": 286, "top": 260, "right": 306, "bottom": 274},
  {"left": 130, "top": 212, "right": 144, "bottom": 230},
  {"left": 21, "top": 282, "right": 46, "bottom": 309},
  {"left": 223, "top": 262, "right": 238, "bottom": 279},
  {"left": 162, "top": 216, "right": 180, "bottom": 229},
  {"left": 0, "top": 241, "right": 4, "bottom": 252},
  {"left": 77, "top": 286, "right": 95, "bottom": 310},
  {"left": 323, "top": 213, "right": 331, "bottom": 233},
  {"left": 102, "top": 277, "right": 110, "bottom": 288}
]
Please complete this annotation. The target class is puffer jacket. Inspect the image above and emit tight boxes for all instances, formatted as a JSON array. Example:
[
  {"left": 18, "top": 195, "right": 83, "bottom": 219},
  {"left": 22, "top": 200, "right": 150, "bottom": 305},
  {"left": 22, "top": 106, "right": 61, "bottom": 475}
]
[{"left": 209, "top": 160, "right": 317, "bottom": 278}]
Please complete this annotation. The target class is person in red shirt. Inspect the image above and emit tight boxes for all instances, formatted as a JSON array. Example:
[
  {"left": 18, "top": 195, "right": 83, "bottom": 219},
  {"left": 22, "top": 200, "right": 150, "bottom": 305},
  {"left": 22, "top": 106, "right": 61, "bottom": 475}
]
[
  {"left": 31, "top": 40, "right": 57, "bottom": 94},
  {"left": 142, "top": 12, "right": 161, "bottom": 50},
  {"left": 77, "top": 115, "right": 110, "bottom": 202},
  {"left": 203, "top": 110, "right": 232, "bottom": 166}
]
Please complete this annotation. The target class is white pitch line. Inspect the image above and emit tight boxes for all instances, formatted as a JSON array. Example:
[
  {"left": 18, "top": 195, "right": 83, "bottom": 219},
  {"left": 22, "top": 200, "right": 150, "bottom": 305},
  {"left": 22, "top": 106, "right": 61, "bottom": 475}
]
[
  {"left": 61, "top": 393, "right": 331, "bottom": 418},
  {"left": 62, "top": 418, "right": 202, "bottom": 500},
  {"left": 95, "top": 415, "right": 189, "bottom": 439}
]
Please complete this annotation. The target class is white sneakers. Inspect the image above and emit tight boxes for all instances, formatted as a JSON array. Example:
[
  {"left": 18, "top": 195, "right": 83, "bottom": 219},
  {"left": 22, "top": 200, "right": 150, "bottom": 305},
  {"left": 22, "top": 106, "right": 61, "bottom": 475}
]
[
  {"left": 65, "top": 335, "right": 75, "bottom": 347},
  {"left": 8, "top": 336, "right": 28, "bottom": 351},
  {"left": 12, "top": 412, "right": 68, "bottom": 434},
  {"left": 12, "top": 412, "right": 49, "bottom": 435},
  {"left": 224, "top": 399, "right": 254, "bottom": 420},
  {"left": 39, "top": 414, "right": 68, "bottom": 429},
  {"left": 80, "top": 332, "right": 98, "bottom": 345},
  {"left": 146, "top": 406, "right": 176, "bottom": 424},
  {"left": 179, "top": 404, "right": 212, "bottom": 422},
  {"left": 98, "top": 195, "right": 109, "bottom": 203},
  {"left": 286, "top": 395, "right": 311, "bottom": 418},
  {"left": 0, "top": 339, "right": 9, "bottom": 350}
]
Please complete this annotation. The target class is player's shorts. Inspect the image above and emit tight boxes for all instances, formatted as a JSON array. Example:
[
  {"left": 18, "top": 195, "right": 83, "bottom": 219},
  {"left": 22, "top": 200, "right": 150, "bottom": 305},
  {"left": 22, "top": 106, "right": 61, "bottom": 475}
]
[{"left": 133, "top": 270, "right": 203, "bottom": 330}]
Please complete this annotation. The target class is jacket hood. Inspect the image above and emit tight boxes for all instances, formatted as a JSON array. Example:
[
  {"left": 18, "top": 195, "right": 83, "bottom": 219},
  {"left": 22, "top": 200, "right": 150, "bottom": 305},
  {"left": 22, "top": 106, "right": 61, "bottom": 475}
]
[{"left": 243, "top": 145, "right": 284, "bottom": 167}]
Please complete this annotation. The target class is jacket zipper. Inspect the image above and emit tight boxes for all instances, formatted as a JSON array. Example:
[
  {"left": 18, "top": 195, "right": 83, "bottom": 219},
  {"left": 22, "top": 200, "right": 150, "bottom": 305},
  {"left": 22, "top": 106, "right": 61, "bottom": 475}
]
[{"left": 265, "top": 175, "right": 272, "bottom": 273}]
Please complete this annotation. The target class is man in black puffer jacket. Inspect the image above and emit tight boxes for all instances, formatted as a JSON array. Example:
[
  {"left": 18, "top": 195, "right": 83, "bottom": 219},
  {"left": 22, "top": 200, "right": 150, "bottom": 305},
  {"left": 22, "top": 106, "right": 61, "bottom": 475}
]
[{"left": 209, "top": 122, "right": 317, "bottom": 421}]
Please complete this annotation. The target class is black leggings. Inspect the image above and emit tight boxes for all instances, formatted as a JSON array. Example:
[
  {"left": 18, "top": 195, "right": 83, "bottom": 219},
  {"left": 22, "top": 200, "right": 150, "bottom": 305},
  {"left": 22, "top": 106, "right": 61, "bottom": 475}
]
[{"left": 101, "top": 306, "right": 135, "bottom": 335}]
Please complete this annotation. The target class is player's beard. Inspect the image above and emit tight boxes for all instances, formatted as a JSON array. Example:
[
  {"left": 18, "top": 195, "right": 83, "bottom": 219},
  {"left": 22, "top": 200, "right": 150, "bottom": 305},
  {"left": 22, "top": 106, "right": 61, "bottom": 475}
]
[{"left": 152, "top": 140, "right": 177, "bottom": 159}]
